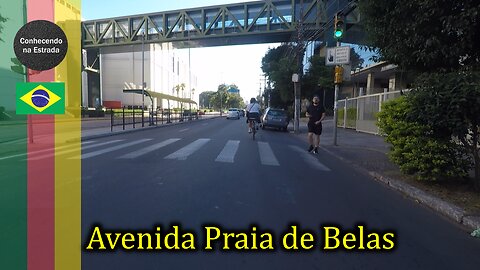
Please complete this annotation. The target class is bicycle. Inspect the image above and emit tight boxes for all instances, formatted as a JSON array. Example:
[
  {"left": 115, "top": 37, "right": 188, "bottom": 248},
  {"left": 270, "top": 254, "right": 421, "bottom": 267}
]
[{"left": 248, "top": 117, "right": 258, "bottom": 140}]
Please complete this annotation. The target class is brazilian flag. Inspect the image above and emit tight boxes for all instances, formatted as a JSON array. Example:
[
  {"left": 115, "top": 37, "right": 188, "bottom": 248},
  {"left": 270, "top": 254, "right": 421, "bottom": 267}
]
[{"left": 16, "top": 82, "right": 65, "bottom": 114}]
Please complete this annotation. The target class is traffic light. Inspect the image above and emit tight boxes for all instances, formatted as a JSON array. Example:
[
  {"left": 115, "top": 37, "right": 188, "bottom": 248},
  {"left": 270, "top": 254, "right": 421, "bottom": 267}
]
[
  {"left": 334, "top": 65, "right": 343, "bottom": 84},
  {"left": 334, "top": 14, "right": 344, "bottom": 39}
]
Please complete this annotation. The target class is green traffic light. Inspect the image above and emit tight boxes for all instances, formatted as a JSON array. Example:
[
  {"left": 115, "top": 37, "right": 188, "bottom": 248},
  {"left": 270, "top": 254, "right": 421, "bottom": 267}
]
[{"left": 334, "top": 30, "right": 343, "bottom": 38}]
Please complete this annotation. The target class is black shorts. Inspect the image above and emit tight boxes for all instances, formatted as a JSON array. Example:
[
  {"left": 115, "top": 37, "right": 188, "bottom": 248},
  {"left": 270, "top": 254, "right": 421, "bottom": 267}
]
[
  {"left": 246, "top": 112, "right": 260, "bottom": 123},
  {"left": 308, "top": 121, "right": 322, "bottom": 135}
]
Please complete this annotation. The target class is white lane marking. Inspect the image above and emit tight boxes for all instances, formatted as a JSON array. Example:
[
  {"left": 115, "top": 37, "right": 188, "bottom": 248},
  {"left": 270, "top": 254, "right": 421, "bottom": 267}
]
[
  {"left": 27, "top": 140, "right": 122, "bottom": 161},
  {"left": 0, "top": 141, "right": 95, "bottom": 161},
  {"left": 2, "top": 138, "right": 27, "bottom": 145},
  {"left": 179, "top": 128, "right": 189, "bottom": 132},
  {"left": 288, "top": 145, "right": 331, "bottom": 171},
  {"left": 119, "top": 138, "right": 181, "bottom": 159},
  {"left": 258, "top": 142, "right": 280, "bottom": 166},
  {"left": 164, "top": 139, "right": 210, "bottom": 161},
  {"left": 71, "top": 139, "right": 152, "bottom": 159},
  {"left": 215, "top": 140, "right": 240, "bottom": 163}
]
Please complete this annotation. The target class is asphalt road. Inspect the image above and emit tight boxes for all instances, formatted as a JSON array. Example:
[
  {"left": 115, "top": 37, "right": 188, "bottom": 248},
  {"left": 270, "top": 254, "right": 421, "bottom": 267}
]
[{"left": 79, "top": 117, "right": 480, "bottom": 269}]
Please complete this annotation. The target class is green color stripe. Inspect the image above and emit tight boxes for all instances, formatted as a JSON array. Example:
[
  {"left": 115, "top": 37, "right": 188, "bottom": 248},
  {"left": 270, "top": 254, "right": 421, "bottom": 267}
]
[{"left": 0, "top": 1, "right": 27, "bottom": 270}]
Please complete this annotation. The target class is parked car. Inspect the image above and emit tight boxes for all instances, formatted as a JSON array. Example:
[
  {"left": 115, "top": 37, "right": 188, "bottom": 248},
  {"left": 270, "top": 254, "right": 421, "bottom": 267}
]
[
  {"left": 261, "top": 108, "right": 290, "bottom": 131},
  {"left": 226, "top": 108, "right": 240, "bottom": 120},
  {"left": 239, "top": 109, "right": 245, "bottom": 117}
]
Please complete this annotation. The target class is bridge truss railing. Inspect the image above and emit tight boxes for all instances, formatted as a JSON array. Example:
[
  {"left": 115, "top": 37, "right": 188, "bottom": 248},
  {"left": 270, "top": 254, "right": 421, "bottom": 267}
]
[{"left": 82, "top": 0, "right": 329, "bottom": 48}]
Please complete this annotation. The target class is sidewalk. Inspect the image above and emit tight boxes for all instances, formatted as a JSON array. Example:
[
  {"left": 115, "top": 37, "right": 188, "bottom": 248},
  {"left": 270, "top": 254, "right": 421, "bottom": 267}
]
[{"left": 290, "top": 118, "right": 480, "bottom": 232}]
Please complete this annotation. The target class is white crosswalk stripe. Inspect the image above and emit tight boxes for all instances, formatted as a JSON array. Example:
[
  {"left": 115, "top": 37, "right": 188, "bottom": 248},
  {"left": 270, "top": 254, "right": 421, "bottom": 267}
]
[
  {"left": 258, "top": 142, "right": 280, "bottom": 166},
  {"left": 1, "top": 136, "right": 331, "bottom": 171},
  {"left": 71, "top": 139, "right": 152, "bottom": 159},
  {"left": 164, "top": 138, "right": 210, "bottom": 160},
  {"left": 0, "top": 141, "right": 95, "bottom": 161},
  {"left": 288, "top": 145, "right": 331, "bottom": 171},
  {"left": 118, "top": 138, "right": 181, "bottom": 159},
  {"left": 27, "top": 140, "right": 121, "bottom": 161},
  {"left": 215, "top": 140, "right": 240, "bottom": 163},
  {"left": 2, "top": 138, "right": 27, "bottom": 145}
]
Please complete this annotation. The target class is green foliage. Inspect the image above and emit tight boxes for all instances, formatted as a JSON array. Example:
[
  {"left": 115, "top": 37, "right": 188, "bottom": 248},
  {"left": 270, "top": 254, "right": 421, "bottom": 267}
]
[
  {"left": 0, "top": 13, "right": 7, "bottom": 42},
  {"left": 358, "top": 0, "right": 480, "bottom": 71},
  {"left": 261, "top": 44, "right": 297, "bottom": 106},
  {"left": 408, "top": 71, "right": 480, "bottom": 189},
  {"left": 349, "top": 48, "right": 364, "bottom": 70},
  {"left": 209, "top": 84, "right": 244, "bottom": 110},
  {"left": 199, "top": 91, "right": 216, "bottom": 109},
  {"left": 303, "top": 55, "right": 334, "bottom": 99},
  {"left": 378, "top": 96, "right": 470, "bottom": 181}
]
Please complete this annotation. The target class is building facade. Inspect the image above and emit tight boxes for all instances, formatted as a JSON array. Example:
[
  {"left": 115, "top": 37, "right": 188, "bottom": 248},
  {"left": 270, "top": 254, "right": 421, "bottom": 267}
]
[{"left": 82, "top": 43, "right": 198, "bottom": 109}]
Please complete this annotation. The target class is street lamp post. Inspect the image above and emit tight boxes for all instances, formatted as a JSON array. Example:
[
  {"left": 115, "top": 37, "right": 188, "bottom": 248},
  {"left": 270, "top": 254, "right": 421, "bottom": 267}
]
[
  {"left": 188, "top": 48, "right": 192, "bottom": 121},
  {"left": 141, "top": 29, "right": 145, "bottom": 127}
]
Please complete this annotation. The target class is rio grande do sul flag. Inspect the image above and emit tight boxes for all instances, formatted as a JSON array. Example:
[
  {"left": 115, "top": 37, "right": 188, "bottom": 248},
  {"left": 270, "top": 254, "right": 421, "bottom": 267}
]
[{"left": 16, "top": 82, "right": 65, "bottom": 114}]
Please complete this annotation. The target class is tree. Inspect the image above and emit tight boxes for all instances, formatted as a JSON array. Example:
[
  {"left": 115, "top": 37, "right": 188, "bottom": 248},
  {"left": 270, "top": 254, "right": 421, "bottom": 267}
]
[
  {"left": 261, "top": 44, "right": 298, "bottom": 107},
  {"left": 0, "top": 12, "right": 7, "bottom": 42},
  {"left": 358, "top": 0, "right": 480, "bottom": 71},
  {"left": 362, "top": 0, "right": 480, "bottom": 191},
  {"left": 174, "top": 83, "right": 186, "bottom": 98},
  {"left": 199, "top": 91, "right": 215, "bottom": 109},
  {"left": 350, "top": 48, "right": 364, "bottom": 70},
  {"left": 209, "top": 84, "right": 244, "bottom": 110},
  {"left": 303, "top": 55, "right": 334, "bottom": 100}
]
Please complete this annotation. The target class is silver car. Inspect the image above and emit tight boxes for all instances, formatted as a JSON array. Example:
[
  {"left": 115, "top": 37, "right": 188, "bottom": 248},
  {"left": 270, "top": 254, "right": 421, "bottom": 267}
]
[{"left": 261, "top": 108, "right": 290, "bottom": 131}]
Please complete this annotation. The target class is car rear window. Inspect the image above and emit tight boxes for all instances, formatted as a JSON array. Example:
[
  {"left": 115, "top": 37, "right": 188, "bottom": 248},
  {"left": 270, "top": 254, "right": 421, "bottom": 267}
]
[{"left": 268, "top": 110, "right": 287, "bottom": 116}]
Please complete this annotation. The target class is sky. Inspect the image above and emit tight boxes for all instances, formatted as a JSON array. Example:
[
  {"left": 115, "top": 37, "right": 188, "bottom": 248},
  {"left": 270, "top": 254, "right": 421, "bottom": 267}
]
[{"left": 81, "top": 0, "right": 374, "bottom": 103}]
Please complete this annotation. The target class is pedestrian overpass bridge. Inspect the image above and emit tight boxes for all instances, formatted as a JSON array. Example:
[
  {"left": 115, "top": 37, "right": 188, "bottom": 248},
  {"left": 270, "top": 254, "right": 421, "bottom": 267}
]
[
  {"left": 79, "top": 0, "right": 362, "bottom": 110},
  {"left": 82, "top": 0, "right": 362, "bottom": 48}
]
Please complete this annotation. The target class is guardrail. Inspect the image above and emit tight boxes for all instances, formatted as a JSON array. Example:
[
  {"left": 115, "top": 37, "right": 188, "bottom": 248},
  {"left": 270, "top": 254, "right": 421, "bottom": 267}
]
[{"left": 109, "top": 108, "right": 219, "bottom": 131}]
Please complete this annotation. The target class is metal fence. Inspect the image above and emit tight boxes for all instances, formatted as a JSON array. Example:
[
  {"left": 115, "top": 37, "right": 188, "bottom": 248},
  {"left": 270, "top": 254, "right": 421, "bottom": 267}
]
[
  {"left": 337, "top": 90, "right": 408, "bottom": 135},
  {"left": 109, "top": 108, "right": 212, "bottom": 132}
]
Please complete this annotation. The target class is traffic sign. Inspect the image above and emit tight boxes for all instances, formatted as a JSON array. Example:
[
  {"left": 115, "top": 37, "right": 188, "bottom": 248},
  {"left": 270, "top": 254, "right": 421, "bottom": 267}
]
[{"left": 325, "top": 46, "right": 351, "bottom": 66}]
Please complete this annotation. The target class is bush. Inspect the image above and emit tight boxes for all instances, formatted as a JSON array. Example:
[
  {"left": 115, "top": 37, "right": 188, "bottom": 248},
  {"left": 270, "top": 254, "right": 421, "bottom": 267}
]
[
  {"left": 408, "top": 71, "right": 480, "bottom": 189},
  {"left": 378, "top": 96, "right": 470, "bottom": 181}
]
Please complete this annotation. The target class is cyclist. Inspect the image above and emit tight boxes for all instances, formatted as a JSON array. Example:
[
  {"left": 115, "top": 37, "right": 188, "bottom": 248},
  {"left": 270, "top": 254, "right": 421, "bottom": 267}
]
[{"left": 246, "top": 97, "right": 261, "bottom": 133}]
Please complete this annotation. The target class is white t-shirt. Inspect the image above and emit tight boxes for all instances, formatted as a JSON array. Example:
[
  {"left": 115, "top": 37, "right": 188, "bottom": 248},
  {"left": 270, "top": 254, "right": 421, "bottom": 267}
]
[{"left": 246, "top": 103, "right": 261, "bottom": 113}]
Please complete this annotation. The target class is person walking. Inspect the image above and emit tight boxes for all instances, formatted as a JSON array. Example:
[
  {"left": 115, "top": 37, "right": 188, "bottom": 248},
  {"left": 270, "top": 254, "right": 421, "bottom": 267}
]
[{"left": 306, "top": 95, "right": 325, "bottom": 154}]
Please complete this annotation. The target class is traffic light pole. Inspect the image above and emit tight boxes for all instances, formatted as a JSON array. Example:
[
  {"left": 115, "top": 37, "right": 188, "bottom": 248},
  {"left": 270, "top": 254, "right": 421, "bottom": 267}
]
[{"left": 333, "top": 41, "right": 340, "bottom": 146}]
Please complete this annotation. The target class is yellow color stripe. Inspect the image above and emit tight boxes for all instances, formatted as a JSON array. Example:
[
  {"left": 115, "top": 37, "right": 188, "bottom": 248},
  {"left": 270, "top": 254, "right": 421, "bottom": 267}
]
[{"left": 54, "top": 0, "right": 82, "bottom": 269}]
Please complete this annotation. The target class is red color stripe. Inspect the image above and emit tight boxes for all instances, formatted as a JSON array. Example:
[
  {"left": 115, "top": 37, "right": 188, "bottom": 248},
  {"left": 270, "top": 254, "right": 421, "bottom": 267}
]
[{"left": 27, "top": 1, "right": 55, "bottom": 270}]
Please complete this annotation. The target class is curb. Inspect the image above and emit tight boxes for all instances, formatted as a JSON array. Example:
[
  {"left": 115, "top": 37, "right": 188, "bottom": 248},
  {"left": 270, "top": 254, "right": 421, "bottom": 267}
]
[
  {"left": 73, "top": 116, "right": 222, "bottom": 142},
  {"left": 319, "top": 146, "right": 480, "bottom": 231}
]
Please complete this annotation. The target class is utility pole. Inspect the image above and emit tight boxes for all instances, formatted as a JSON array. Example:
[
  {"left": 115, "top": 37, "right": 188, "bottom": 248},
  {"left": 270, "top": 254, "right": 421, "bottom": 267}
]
[
  {"left": 333, "top": 57, "right": 339, "bottom": 145},
  {"left": 188, "top": 47, "right": 192, "bottom": 120},
  {"left": 293, "top": 0, "right": 305, "bottom": 134},
  {"left": 141, "top": 29, "right": 145, "bottom": 112},
  {"left": 332, "top": 11, "right": 345, "bottom": 146}
]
